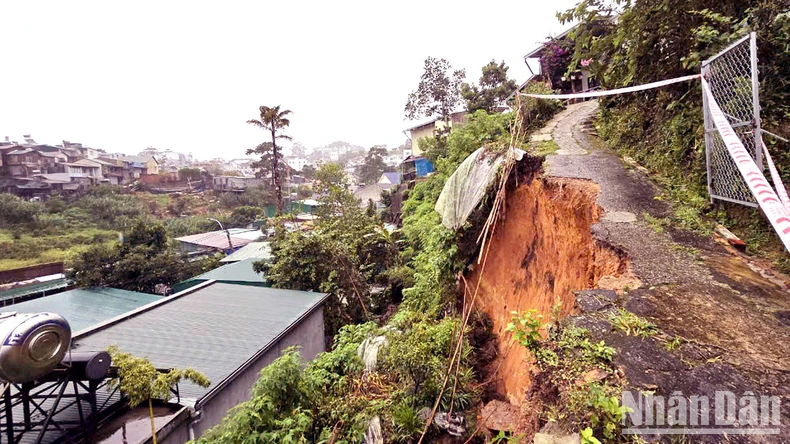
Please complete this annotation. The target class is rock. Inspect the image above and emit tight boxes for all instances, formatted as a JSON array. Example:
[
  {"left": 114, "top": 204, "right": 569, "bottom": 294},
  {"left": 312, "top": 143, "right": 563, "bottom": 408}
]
[
  {"left": 574, "top": 289, "right": 617, "bottom": 312},
  {"left": 578, "top": 368, "right": 608, "bottom": 385},
  {"left": 534, "top": 421, "right": 581, "bottom": 444},
  {"left": 434, "top": 412, "right": 466, "bottom": 437},
  {"left": 480, "top": 400, "right": 519, "bottom": 432},
  {"left": 533, "top": 432, "right": 581, "bottom": 444}
]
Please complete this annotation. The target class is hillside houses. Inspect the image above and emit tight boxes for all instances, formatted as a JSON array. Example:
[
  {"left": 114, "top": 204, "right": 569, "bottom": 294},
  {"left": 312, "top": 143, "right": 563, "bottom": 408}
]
[{"left": 0, "top": 136, "right": 165, "bottom": 197}]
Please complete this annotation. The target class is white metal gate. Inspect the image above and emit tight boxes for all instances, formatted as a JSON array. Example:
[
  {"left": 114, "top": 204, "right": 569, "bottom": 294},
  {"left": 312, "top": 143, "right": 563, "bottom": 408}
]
[{"left": 702, "top": 32, "right": 763, "bottom": 207}]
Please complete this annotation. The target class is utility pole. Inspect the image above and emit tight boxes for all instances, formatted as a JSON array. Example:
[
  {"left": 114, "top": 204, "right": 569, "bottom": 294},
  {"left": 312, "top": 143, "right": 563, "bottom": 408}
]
[{"left": 208, "top": 218, "right": 233, "bottom": 253}]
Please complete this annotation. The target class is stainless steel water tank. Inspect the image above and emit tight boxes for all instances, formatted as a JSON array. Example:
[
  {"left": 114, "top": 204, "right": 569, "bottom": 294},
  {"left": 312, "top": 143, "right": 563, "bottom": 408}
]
[{"left": 0, "top": 312, "right": 71, "bottom": 383}]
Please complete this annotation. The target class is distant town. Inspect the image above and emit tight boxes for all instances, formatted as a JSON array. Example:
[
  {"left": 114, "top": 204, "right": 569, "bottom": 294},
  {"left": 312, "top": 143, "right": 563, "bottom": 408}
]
[{"left": 0, "top": 134, "right": 420, "bottom": 199}]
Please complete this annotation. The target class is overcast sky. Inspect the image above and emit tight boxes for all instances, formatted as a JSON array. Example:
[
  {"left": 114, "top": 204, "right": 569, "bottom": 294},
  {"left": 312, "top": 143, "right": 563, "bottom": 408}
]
[{"left": 0, "top": 1, "right": 578, "bottom": 160}]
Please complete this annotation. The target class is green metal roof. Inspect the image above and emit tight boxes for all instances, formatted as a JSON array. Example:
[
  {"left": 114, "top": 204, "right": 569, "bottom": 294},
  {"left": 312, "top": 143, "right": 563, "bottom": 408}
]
[
  {"left": 173, "top": 258, "right": 268, "bottom": 293},
  {"left": 72, "top": 282, "right": 327, "bottom": 404},
  {"left": 2, "top": 287, "right": 161, "bottom": 333},
  {"left": 219, "top": 242, "right": 272, "bottom": 263},
  {"left": 0, "top": 278, "right": 71, "bottom": 305}
]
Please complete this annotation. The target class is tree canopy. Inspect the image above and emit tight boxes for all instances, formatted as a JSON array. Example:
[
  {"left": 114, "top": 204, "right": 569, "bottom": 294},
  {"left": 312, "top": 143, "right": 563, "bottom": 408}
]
[
  {"left": 358, "top": 146, "right": 388, "bottom": 185},
  {"left": 67, "top": 220, "right": 218, "bottom": 294},
  {"left": 405, "top": 57, "right": 465, "bottom": 122},
  {"left": 247, "top": 105, "right": 293, "bottom": 215},
  {"left": 461, "top": 60, "right": 518, "bottom": 113}
]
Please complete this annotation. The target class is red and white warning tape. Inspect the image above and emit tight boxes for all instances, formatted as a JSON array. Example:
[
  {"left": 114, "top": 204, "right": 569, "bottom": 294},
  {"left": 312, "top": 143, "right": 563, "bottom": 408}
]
[
  {"left": 520, "top": 74, "right": 701, "bottom": 100},
  {"left": 524, "top": 73, "right": 790, "bottom": 251},
  {"left": 700, "top": 78, "right": 790, "bottom": 251},
  {"left": 762, "top": 140, "right": 790, "bottom": 212}
]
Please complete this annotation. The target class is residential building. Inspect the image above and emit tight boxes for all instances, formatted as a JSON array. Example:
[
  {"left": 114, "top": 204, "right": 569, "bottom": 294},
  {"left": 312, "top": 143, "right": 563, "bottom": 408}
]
[
  {"left": 378, "top": 171, "right": 402, "bottom": 186},
  {"left": 174, "top": 228, "right": 263, "bottom": 254},
  {"left": 71, "top": 281, "right": 328, "bottom": 441},
  {"left": 92, "top": 158, "right": 128, "bottom": 185},
  {"left": 63, "top": 158, "right": 102, "bottom": 183},
  {"left": 403, "top": 111, "right": 466, "bottom": 157},
  {"left": 212, "top": 175, "right": 263, "bottom": 192},
  {"left": 285, "top": 156, "right": 309, "bottom": 171},
  {"left": 402, "top": 155, "right": 435, "bottom": 182},
  {"left": 3, "top": 148, "right": 42, "bottom": 177}
]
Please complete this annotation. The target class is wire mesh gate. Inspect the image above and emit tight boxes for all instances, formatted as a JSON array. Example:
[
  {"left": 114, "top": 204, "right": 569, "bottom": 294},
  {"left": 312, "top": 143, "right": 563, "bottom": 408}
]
[{"left": 702, "top": 32, "right": 763, "bottom": 207}]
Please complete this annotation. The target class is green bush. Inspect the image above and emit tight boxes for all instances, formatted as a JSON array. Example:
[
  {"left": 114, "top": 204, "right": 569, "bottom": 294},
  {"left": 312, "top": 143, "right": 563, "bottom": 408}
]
[{"left": 0, "top": 193, "right": 42, "bottom": 226}]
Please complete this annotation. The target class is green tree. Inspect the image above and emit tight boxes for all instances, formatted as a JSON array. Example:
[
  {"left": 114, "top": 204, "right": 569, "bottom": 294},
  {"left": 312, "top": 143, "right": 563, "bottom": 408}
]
[
  {"left": 178, "top": 167, "right": 202, "bottom": 183},
  {"left": 405, "top": 57, "right": 466, "bottom": 152},
  {"left": 108, "top": 346, "right": 210, "bottom": 444},
  {"left": 358, "top": 146, "right": 388, "bottom": 185},
  {"left": 246, "top": 142, "right": 288, "bottom": 197},
  {"left": 68, "top": 220, "right": 218, "bottom": 293},
  {"left": 461, "top": 60, "right": 518, "bottom": 113},
  {"left": 0, "top": 193, "right": 42, "bottom": 226},
  {"left": 247, "top": 105, "right": 293, "bottom": 215},
  {"left": 300, "top": 164, "right": 317, "bottom": 180},
  {"left": 313, "top": 163, "right": 358, "bottom": 219}
]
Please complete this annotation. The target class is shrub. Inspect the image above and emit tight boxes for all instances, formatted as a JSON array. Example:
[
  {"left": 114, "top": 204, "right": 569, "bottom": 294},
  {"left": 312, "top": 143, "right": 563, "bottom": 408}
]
[{"left": 0, "top": 193, "right": 42, "bottom": 226}]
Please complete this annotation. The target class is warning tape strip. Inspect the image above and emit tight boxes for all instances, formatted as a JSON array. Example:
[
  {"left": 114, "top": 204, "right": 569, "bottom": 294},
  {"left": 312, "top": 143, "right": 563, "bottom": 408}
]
[
  {"left": 523, "top": 72, "right": 790, "bottom": 251},
  {"left": 520, "top": 74, "right": 701, "bottom": 100},
  {"left": 701, "top": 78, "right": 790, "bottom": 252},
  {"left": 762, "top": 141, "right": 790, "bottom": 212}
]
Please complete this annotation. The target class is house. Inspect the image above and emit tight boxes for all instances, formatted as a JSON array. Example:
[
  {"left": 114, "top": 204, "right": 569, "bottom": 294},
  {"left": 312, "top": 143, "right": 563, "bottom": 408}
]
[
  {"left": 71, "top": 281, "right": 328, "bottom": 441},
  {"left": 212, "top": 175, "right": 263, "bottom": 192},
  {"left": 92, "top": 158, "right": 128, "bottom": 185},
  {"left": 2, "top": 148, "right": 42, "bottom": 177},
  {"left": 403, "top": 111, "right": 466, "bottom": 157},
  {"left": 62, "top": 158, "right": 103, "bottom": 184},
  {"left": 285, "top": 157, "right": 309, "bottom": 171},
  {"left": 174, "top": 228, "right": 263, "bottom": 254},
  {"left": 402, "top": 155, "right": 435, "bottom": 182},
  {"left": 378, "top": 172, "right": 402, "bottom": 186},
  {"left": 354, "top": 183, "right": 389, "bottom": 208},
  {"left": 520, "top": 23, "right": 598, "bottom": 97},
  {"left": 109, "top": 155, "right": 160, "bottom": 178}
]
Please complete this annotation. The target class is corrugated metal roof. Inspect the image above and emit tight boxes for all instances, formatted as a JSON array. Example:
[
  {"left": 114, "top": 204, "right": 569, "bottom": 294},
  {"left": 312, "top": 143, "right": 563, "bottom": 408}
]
[
  {"left": 2, "top": 287, "right": 161, "bottom": 332},
  {"left": 175, "top": 230, "right": 260, "bottom": 250},
  {"left": 72, "top": 282, "right": 326, "bottom": 404},
  {"left": 219, "top": 242, "right": 272, "bottom": 263},
  {"left": 195, "top": 258, "right": 265, "bottom": 282},
  {"left": 0, "top": 278, "right": 71, "bottom": 304}
]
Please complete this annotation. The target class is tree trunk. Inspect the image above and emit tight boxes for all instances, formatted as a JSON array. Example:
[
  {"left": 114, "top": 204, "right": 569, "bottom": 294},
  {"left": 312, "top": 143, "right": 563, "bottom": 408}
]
[
  {"left": 149, "top": 398, "right": 158, "bottom": 444},
  {"left": 271, "top": 129, "right": 283, "bottom": 216}
]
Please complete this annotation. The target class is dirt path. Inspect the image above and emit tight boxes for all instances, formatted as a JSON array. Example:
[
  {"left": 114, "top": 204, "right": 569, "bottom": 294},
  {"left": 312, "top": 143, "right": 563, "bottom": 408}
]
[{"left": 544, "top": 100, "right": 790, "bottom": 441}]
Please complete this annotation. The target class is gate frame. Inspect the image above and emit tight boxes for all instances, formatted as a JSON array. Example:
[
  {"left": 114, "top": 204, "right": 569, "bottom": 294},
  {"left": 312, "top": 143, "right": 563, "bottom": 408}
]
[{"left": 702, "top": 31, "right": 763, "bottom": 207}]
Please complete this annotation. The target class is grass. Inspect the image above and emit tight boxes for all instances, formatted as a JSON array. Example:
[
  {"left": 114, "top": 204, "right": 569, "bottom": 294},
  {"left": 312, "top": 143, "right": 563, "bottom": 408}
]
[
  {"left": 609, "top": 309, "right": 658, "bottom": 338},
  {"left": 532, "top": 139, "right": 560, "bottom": 156},
  {"left": 642, "top": 213, "right": 669, "bottom": 233},
  {"left": 0, "top": 227, "right": 119, "bottom": 271}
]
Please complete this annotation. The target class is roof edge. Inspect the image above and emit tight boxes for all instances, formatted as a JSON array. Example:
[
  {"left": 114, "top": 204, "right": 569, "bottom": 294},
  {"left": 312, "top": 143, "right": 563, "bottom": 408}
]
[
  {"left": 194, "top": 291, "right": 329, "bottom": 410},
  {"left": 73, "top": 280, "right": 218, "bottom": 339}
]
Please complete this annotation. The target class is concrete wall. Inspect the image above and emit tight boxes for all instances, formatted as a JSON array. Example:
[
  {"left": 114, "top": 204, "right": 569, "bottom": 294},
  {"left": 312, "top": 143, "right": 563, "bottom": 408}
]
[
  {"left": 192, "top": 305, "right": 325, "bottom": 437},
  {"left": 410, "top": 125, "right": 434, "bottom": 157}
]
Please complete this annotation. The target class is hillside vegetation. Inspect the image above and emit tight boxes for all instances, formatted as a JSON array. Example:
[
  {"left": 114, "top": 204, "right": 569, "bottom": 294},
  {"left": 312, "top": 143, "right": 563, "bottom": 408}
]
[
  {"left": 0, "top": 186, "right": 273, "bottom": 271},
  {"left": 561, "top": 0, "right": 790, "bottom": 268}
]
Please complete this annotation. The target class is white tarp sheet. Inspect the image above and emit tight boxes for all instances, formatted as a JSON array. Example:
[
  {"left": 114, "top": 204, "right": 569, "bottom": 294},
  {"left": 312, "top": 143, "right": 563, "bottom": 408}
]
[{"left": 435, "top": 147, "right": 524, "bottom": 230}]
